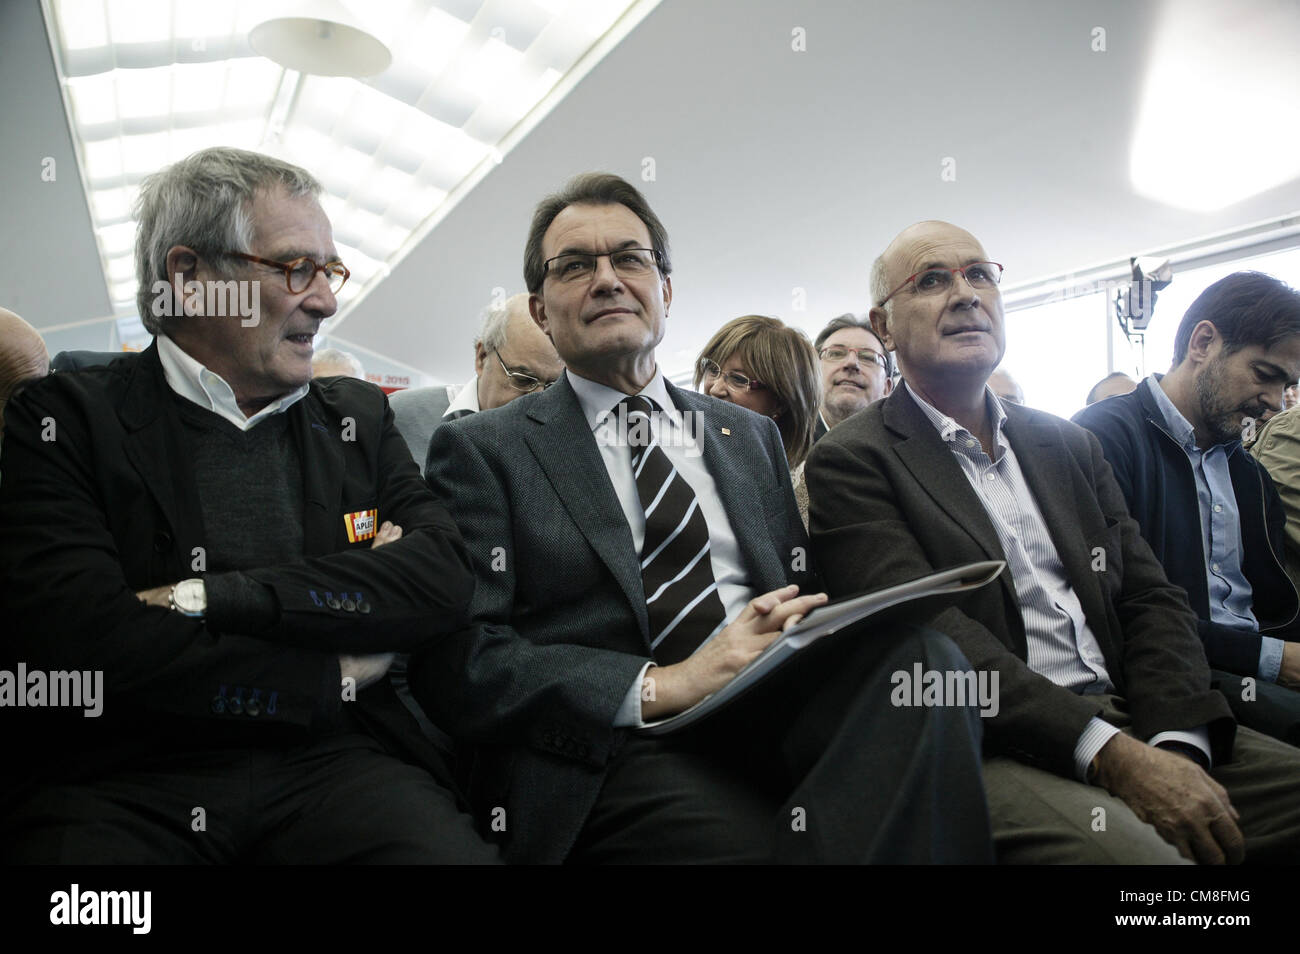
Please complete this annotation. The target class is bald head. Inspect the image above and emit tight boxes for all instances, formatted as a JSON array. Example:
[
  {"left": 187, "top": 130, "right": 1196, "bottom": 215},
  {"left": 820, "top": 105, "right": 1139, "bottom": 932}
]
[
  {"left": 870, "top": 221, "right": 989, "bottom": 308},
  {"left": 988, "top": 368, "right": 1024, "bottom": 405},
  {"left": 474, "top": 292, "right": 564, "bottom": 411},
  {"left": 311, "top": 348, "right": 365, "bottom": 379},
  {"left": 868, "top": 220, "right": 1005, "bottom": 403},
  {"left": 0, "top": 307, "right": 50, "bottom": 433}
]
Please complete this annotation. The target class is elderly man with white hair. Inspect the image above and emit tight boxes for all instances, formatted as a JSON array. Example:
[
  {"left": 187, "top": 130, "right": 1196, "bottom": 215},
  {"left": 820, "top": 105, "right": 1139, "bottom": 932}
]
[
  {"left": 389, "top": 292, "right": 563, "bottom": 472},
  {"left": 0, "top": 146, "right": 496, "bottom": 864}
]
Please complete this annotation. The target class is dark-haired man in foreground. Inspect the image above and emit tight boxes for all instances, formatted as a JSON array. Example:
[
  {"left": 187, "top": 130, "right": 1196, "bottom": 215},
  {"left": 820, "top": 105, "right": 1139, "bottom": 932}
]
[{"left": 412, "top": 175, "right": 992, "bottom": 864}]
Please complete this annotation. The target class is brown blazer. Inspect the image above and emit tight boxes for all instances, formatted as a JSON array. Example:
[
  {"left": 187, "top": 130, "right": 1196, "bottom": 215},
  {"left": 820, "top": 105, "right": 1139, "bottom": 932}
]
[{"left": 805, "top": 385, "right": 1234, "bottom": 779}]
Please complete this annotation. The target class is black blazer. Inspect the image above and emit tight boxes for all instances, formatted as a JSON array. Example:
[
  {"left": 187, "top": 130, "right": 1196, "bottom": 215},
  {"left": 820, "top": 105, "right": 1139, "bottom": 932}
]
[
  {"left": 805, "top": 385, "right": 1234, "bottom": 779},
  {"left": 0, "top": 343, "right": 475, "bottom": 798},
  {"left": 411, "top": 373, "right": 813, "bottom": 863}
]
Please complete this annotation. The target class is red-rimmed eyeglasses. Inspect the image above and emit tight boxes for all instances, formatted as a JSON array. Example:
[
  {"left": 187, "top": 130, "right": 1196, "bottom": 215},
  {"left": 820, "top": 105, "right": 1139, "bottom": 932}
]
[{"left": 878, "top": 262, "right": 1003, "bottom": 307}]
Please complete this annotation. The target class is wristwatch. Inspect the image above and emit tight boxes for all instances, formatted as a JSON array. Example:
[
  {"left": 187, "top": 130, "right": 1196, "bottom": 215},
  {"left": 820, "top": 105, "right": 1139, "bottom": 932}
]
[{"left": 169, "top": 578, "right": 207, "bottom": 618}]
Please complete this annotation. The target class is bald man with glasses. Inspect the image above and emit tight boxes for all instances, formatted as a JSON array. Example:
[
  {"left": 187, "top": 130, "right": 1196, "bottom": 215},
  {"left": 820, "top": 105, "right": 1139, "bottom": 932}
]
[
  {"left": 389, "top": 292, "right": 564, "bottom": 474},
  {"left": 808, "top": 218, "right": 1300, "bottom": 864}
]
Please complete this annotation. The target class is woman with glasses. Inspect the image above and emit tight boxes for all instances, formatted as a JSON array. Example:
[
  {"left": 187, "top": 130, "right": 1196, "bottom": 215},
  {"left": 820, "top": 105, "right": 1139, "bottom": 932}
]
[{"left": 693, "top": 315, "right": 821, "bottom": 527}]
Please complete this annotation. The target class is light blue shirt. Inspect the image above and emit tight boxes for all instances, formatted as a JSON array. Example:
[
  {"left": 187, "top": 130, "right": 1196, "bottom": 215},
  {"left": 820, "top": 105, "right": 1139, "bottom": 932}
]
[{"left": 1146, "top": 375, "right": 1283, "bottom": 682}]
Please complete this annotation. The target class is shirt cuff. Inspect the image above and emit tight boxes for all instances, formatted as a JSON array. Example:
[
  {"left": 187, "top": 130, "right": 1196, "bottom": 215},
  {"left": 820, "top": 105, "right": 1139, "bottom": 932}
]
[
  {"left": 613, "top": 662, "right": 657, "bottom": 727},
  {"left": 1074, "top": 716, "right": 1121, "bottom": 782},
  {"left": 1259, "top": 636, "right": 1285, "bottom": 683},
  {"left": 1150, "top": 726, "right": 1213, "bottom": 769}
]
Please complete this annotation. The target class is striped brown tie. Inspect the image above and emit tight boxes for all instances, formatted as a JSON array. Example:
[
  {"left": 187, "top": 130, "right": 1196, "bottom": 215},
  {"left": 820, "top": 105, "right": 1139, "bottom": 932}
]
[{"left": 619, "top": 395, "right": 728, "bottom": 663}]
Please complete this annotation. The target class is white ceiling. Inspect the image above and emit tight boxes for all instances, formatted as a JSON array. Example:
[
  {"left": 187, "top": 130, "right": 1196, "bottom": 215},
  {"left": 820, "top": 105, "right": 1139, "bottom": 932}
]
[{"left": 6, "top": 0, "right": 1300, "bottom": 384}]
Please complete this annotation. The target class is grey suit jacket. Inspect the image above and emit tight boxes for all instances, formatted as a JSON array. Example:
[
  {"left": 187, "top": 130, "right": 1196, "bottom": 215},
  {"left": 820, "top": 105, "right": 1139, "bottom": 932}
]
[
  {"left": 388, "top": 384, "right": 454, "bottom": 472},
  {"left": 410, "top": 372, "right": 812, "bottom": 863},
  {"left": 806, "top": 385, "right": 1234, "bottom": 779}
]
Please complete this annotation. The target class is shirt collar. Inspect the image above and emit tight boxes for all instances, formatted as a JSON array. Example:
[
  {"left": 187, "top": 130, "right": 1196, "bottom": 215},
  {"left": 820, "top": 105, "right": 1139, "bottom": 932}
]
[
  {"left": 156, "top": 333, "right": 308, "bottom": 432},
  {"left": 566, "top": 367, "right": 683, "bottom": 433},
  {"left": 905, "top": 380, "right": 1010, "bottom": 458},
  {"left": 444, "top": 375, "right": 481, "bottom": 417},
  {"left": 1146, "top": 372, "right": 1236, "bottom": 454}
]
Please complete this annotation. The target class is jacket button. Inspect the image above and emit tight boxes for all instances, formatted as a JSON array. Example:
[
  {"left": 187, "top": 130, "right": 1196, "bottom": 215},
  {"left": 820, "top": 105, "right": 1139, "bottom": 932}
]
[
  {"left": 357, "top": 600, "right": 371, "bottom": 614},
  {"left": 342, "top": 598, "right": 356, "bottom": 612},
  {"left": 210, "top": 697, "right": 226, "bottom": 715},
  {"left": 153, "top": 531, "right": 172, "bottom": 553},
  {"left": 326, "top": 597, "right": 342, "bottom": 610},
  {"left": 227, "top": 696, "right": 244, "bottom": 715}
]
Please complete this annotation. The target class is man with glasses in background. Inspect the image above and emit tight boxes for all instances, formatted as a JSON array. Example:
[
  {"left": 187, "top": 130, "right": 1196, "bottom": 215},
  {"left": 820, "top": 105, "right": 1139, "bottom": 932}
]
[
  {"left": 0, "top": 147, "right": 496, "bottom": 863},
  {"left": 813, "top": 314, "right": 893, "bottom": 441},
  {"left": 390, "top": 292, "right": 564, "bottom": 473}
]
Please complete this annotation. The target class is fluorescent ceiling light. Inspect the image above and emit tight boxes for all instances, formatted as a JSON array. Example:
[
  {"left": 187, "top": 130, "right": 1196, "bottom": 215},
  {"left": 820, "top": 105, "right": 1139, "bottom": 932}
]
[
  {"left": 92, "top": 186, "right": 137, "bottom": 222},
  {"left": 394, "top": 7, "right": 469, "bottom": 78},
  {"left": 107, "top": 0, "right": 172, "bottom": 46},
  {"left": 106, "top": 254, "right": 135, "bottom": 283},
  {"left": 100, "top": 221, "right": 136, "bottom": 255},
  {"left": 172, "top": 62, "right": 231, "bottom": 114},
  {"left": 58, "top": 0, "right": 109, "bottom": 50},
  {"left": 67, "top": 75, "right": 118, "bottom": 125},
  {"left": 82, "top": 139, "right": 124, "bottom": 181},
  {"left": 451, "top": 37, "right": 525, "bottom": 101},
  {"left": 115, "top": 66, "right": 173, "bottom": 119},
  {"left": 48, "top": 0, "right": 658, "bottom": 333},
  {"left": 1130, "top": 0, "right": 1300, "bottom": 212}
]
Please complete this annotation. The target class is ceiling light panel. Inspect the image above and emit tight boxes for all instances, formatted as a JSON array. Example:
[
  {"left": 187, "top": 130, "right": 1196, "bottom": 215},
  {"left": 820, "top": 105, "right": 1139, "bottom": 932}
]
[{"left": 49, "top": 0, "right": 655, "bottom": 328}]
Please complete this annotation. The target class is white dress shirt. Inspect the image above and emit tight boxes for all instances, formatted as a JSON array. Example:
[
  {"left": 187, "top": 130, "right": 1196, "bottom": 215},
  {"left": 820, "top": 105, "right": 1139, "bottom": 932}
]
[
  {"left": 566, "top": 369, "right": 755, "bottom": 726},
  {"left": 444, "top": 375, "right": 480, "bottom": 417},
  {"left": 157, "top": 334, "right": 308, "bottom": 430}
]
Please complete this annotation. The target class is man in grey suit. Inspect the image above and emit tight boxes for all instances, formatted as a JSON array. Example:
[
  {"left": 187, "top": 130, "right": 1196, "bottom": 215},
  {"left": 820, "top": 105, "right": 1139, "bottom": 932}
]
[
  {"left": 410, "top": 174, "right": 993, "bottom": 864},
  {"left": 807, "top": 219, "right": 1300, "bottom": 863},
  {"left": 389, "top": 293, "right": 562, "bottom": 471}
]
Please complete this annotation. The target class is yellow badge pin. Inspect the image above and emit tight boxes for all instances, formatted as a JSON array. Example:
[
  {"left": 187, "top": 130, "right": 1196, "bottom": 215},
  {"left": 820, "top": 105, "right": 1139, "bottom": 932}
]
[{"left": 344, "top": 509, "right": 378, "bottom": 543}]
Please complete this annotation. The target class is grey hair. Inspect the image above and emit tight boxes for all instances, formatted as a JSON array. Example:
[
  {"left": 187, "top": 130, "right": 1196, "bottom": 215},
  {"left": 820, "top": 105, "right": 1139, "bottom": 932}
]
[
  {"left": 310, "top": 348, "right": 364, "bottom": 379},
  {"left": 869, "top": 254, "right": 890, "bottom": 309},
  {"left": 476, "top": 298, "right": 512, "bottom": 354},
  {"left": 133, "top": 147, "right": 321, "bottom": 334},
  {"left": 475, "top": 292, "right": 529, "bottom": 353}
]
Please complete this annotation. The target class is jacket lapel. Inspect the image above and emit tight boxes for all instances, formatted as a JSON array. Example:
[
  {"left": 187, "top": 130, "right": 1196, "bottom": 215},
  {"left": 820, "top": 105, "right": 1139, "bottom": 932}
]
[
  {"left": 523, "top": 377, "right": 650, "bottom": 641},
  {"left": 292, "top": 394, "right": 345, "bottom": 557},
  {"left": 671, "top": 384, "right": 787, "bottom": 593},
  {"left": 885, "top": 387, "right": 1005, "bottom": 563},
  {"left": 119, "top": 345, "right": 206, "bottom": 565}
]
